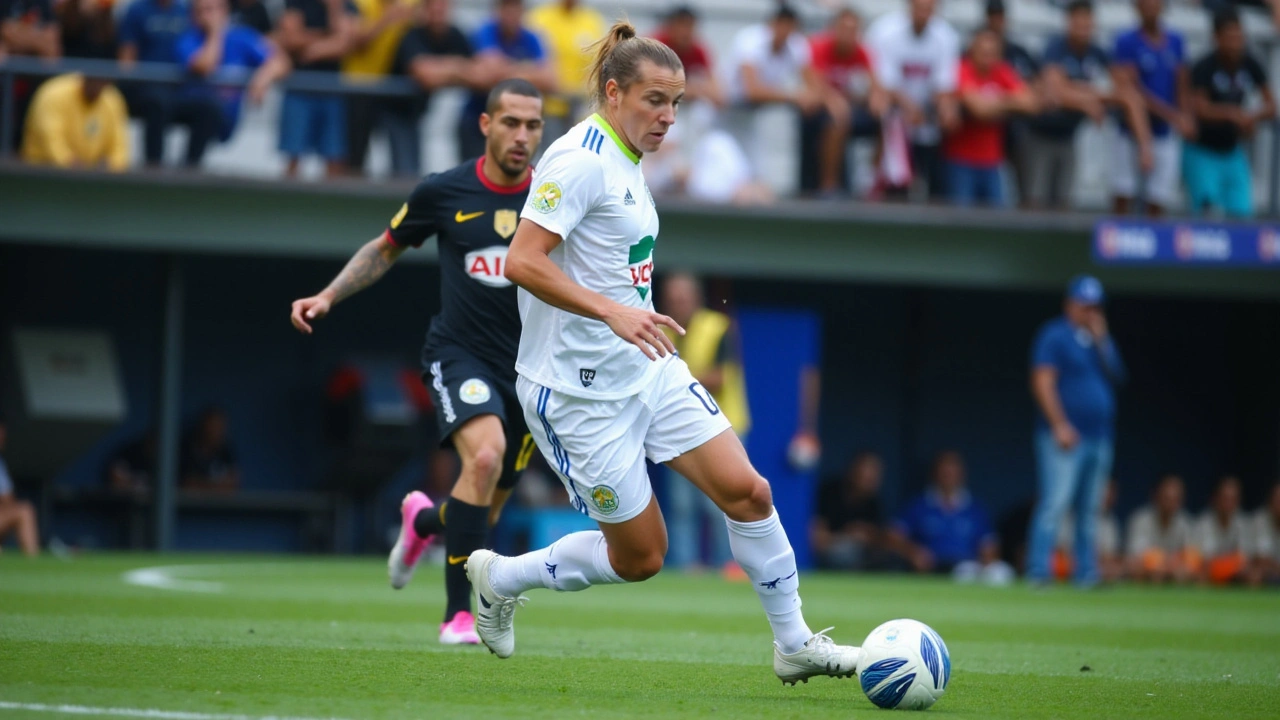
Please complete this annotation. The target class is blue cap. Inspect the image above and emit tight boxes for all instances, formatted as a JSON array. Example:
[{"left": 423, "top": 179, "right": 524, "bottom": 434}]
[{"left": 1067, "top": 275, "right": 1105, "bottom": 305}]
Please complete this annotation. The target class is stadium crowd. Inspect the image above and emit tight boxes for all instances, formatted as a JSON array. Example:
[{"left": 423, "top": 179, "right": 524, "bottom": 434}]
[{"left": 2, "top": 0, "right": 1276, "bottom": 214}]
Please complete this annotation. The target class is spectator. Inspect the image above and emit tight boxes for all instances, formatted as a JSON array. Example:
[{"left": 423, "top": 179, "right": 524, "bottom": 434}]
[
  {"left": 106, "top": 432, "right": 157, "bottom": 495},
  {"left": 1110, "top": 0, "right": 1191, "bottom": 217},
  {"left": 180, "top": 407, "right": 240, "bottom": 492},
  {"left": 22, "top": 67, "right": 130, "bottom": 170},
  {"left": 1, "top": 0, "right": 62, "bottom": 151},
  {"left": 1025, "top": 276, "right": 1125, "bottom": 588},
  {"left": 1194, "top": 475, "right": 1252, "bottom": 585},
  {"left": 1249, "top": 481, "right": 1280, "bottom": 585},
  {"left": 1184, "top": 8, "right": 1275, "bottom": 219},
  {"left": 57, "top": 0, "right": 115, "bottom": 59},
  {"left": 459, "top": 0, "right": 554, "bottom": 161},
  {"left": 1203, "top": 0, "right": 1280, "bottom": 31},
  {"left": 659, "top": 272, "right": 750, "bottom": 573},
  {"left": 230, "top": 0, "right": 272, "bottom": 35},
  {"left": 891, "top": 451, "right": 1013, "bottom": 585},
  {"left": 277, "top": 0, "right": 355, "bottom": 179},
  {"left": 1054, "top": 478, "right": 1124, "bottom": 583},
  {"left": 1028, "top": 0, "right": 1152, "bottom": 210},
  {"left": 118, "top": 0, "right": 192, "bottom": 167},
  {"left": 342, "top": 0, "right": 415, "bottom": 176},
  {"left": 174, "top": 0, "right": 290, "bottom": 166},
  {"left": 642, "top": 119, "right": 775, "bottom": 206},
  {"left": 807, "top": 7, "right": 888, "bottom": 196},
  {"left": 0, "top": 414, "right": 40, "bottom": 556},
  {"left": 1127, "top": 474, "right": 1198, "bottom": 584},
  {"left": 812, "top": 453, "right": 895, "bottom": 571},
  {"left": 984, "top": 0, "right": 1038, "bottom": 207},
  {"left": 388, "top": 0, "right": 473, "bottom": 177},
  {"left": 864, "top": 0, "right": 960, "bottom": 201},
  {"left": 942, "top": 28, "right": 1038, "bottom": 208},
  {"left": 525, "top": 0, "right": 604, "bottom": 140},
  {"left": 651, "top": 5, "right": 722, "bottom": 109}
]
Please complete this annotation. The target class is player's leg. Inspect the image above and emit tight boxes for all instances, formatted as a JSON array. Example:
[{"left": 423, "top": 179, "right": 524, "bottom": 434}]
[{"left": 0, "top": 501, "right": 39, "bottom": 556}]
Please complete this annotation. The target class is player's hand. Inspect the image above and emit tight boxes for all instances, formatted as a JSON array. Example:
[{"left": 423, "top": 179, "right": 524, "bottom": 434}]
[
  {"left": 290, "top": 294, "right": 332, "bottom": 334},
  {"left": 603, "top": 304, "right": 683, "bottom": 361},
  {"left": 1052, "top": 421, "right": 1080, "bottom": 451}
]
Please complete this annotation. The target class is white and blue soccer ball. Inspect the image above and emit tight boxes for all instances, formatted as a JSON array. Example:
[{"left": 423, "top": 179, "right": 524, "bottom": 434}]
[{"left": 856, "top": 619, "right": 951, "bottom": 710}]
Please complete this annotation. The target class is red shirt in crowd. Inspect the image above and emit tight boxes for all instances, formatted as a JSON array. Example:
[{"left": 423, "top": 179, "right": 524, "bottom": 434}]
[
  {"left": 651, "top": 31, "right": 713, "bottom": 76},
  {"left": 809, "top": 32, "right": 874, "bottom": 96},
  {"left": 944, "top": 59, "right": 1025, "bottom": 168}
]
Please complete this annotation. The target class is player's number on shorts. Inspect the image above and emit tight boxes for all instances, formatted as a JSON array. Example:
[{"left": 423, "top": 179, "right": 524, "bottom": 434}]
[{"left": 687, "top": 382, "right": 720, "bottom": 416}]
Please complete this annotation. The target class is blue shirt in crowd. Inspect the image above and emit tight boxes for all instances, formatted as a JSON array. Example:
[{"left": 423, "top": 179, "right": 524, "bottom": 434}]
[
  {"left": 175, "top": 25, "right": 272, "bottom": 139},
  {"left": 119, "top": 0, "right": 191, "bottom": 64},
  {"left": 1112, "top": 27, "right": 1184, "bottom": 138},
  {"left": 463, "top": 20, "right": 544, "bottom": 117},
  {"left": 1031, "top": 316, "right": 1126, "bottom": 439},
  {"left": 894, "top": 490, "right": 995, "bottom": 567}
]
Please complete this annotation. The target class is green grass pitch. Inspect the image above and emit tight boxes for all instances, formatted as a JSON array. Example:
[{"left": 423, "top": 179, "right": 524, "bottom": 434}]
[{"left": 1, "top": 554, "right": 1277, "bottom": 719}]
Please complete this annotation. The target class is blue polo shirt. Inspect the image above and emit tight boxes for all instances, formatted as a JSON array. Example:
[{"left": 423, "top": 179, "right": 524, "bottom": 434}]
[
  {"left": 175, "top": 25, "right": 272, "bottom": 138},
  {"left": 119, "top": 0, "right": 190, "bottom": 64},
  {"left": 894, "top": 490, "right": 994, "bottom": 566},
  {"left": 1112, "top": 27, "right": 1184, "bottom": 138},
  {"left": 1031, "top": 317, "right": 1126, "bottom": 439},
  {"left": 463, "top": 20, "right": 545, "bottom": 118}
]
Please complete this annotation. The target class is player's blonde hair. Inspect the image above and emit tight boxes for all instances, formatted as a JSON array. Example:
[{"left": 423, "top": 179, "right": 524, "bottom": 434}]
[{"left": 586, "top": 20, "right": 683, "bottom": 109}]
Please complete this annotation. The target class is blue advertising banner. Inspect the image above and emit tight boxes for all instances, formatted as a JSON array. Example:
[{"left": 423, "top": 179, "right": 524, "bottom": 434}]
[{"left": 1093, "top": 220, "right": 1280, "bottom": 267}]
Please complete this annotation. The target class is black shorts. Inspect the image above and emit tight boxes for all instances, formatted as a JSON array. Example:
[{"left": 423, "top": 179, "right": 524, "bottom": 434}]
[{"left": 423, "top": 344, "right": 533, "bottom": 490}]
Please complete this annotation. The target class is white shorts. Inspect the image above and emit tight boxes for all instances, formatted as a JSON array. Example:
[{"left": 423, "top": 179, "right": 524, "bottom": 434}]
[
  {"left": 517, "top": 357, "right": 733, "bottom": 524},
  {"left": 1109, "top": 131, "right": 1181, "bottom": 208}
]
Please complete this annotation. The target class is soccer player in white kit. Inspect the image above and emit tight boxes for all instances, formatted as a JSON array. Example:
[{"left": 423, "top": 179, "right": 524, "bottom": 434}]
[{"left": 465, "top": 21, "right": 863, "bottom": 685}]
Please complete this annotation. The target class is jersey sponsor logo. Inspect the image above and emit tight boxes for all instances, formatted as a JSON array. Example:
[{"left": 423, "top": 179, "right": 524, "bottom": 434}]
[
  {"left": 429, "top": 361, "right": 456, "bottom": 424},
  {"left": 459, "top": 378, "right": 492, "bottom": 405},
  {"left": 464, "top": 246, "right": 513, "bottom": 287},
  {"left": 532, "top": 181, "right": 562, "bottom": 213},
  {"left": 623, "top": 188, "right": 636, "bottom": 206},
  {"left": 455, "top": 210, "right": 484, "bottom": 223},
  {"left": 390, "top": 203, "right": 409, "bottom": 229},
  {"left": 579, "top": 368, "right": 596, "bottom": 387},
  {"left": 493, "top": 209, "right": 518, "bottom": 239},
  {"left": 588, "top": 484, "right": 619, "bottom": 515},
  {"left": 627, "top": 235, "right": 656, "bottom": 300}
]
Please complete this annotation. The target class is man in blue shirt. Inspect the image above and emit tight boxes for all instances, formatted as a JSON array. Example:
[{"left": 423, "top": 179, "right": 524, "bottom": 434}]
[
  {"left": 1109, "top": 0, "right": 1192, "bottom": 217},
  {"left": 1026, "top": 275, "right": 1126, "bottom": 587},
  {"left": 118, "top": 0, "right": 194, "bottom": 167}
]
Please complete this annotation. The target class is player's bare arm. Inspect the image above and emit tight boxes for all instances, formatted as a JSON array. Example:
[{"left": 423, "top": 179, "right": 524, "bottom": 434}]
[
  {"left": 505, "top": 218, "right": 683, "bottom": 360},
  {"left": 290, "top": 235, "right": 406, "bottom": 333}
]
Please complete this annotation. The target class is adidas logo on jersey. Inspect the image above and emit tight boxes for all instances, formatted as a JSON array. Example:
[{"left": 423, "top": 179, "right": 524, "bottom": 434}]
[{"left": 624, "top": 189, "right": 635, "bottom": 206}]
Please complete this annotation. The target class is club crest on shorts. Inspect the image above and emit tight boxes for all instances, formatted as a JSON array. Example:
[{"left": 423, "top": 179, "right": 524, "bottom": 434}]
[
  {"left": 579, "top": 368, "right": 596, "bottom": 387},
  {"left": 459, "top": 378, "right": 491, "bottom": 405},
  {"left": 589, "top": 485, "right": 619, "bottom": 515}
]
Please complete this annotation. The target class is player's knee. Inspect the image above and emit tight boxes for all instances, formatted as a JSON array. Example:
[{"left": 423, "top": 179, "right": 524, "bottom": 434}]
[
  {"left": 464, "top": 445, "right": 504, "bottom": 484},
  {"left": 722, "top": 475, "right": 773, "bottom": 523},
  {"left": 614, "top": 549, "right": 664, "bottom": 582}
]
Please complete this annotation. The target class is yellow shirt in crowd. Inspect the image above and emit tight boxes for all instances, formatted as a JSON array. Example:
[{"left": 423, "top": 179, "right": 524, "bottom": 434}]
[
  {"left": 665, "top": 308, "right": 753, "bottom": 434},
  {"left": 22, "top": 74, "right": 130, "bottom": 172},
  {"left": 526, "top": 0, "right": 605, "bottom": 118},
  {"left": 343, "top": 0, "right": 418, "bottom": 78}
]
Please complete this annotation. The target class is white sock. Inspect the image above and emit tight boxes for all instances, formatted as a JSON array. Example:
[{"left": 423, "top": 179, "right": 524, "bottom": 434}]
[
  {"left": 489, "top": 530, "right": 624, "bottom": 597},
  {"left": 725, "top": 509, "right": 813, "bottom": 654}
]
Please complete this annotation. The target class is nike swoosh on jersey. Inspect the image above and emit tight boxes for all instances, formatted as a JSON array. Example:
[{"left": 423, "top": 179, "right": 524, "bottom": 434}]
[
  {"left": 455, "top": 210, "right": 485, "bottom": 223},
  {"left": 447, "top": 555, "right": 470, "bottom": 565}
]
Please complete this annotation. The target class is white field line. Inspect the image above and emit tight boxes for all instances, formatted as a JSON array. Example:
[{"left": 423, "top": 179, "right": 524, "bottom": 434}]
[
  {"left": 0, "top": 701, "right": 351, "bottom": 720},
  {"left": 120, "top": 565, "right": 225, "bottom": 593}
]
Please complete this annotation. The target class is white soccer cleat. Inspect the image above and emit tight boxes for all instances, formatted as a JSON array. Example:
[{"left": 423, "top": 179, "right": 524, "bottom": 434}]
[
  {"left": 465, "top": 549, "right": 527, "bottom": 659},
  {"left": 774, "top": 627, "right": 862, "bottom": 686}
]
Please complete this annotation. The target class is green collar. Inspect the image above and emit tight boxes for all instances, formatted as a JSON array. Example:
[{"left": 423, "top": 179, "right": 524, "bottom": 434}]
[{"left": 590, "top": 113, "right": 640, "bottom": 164}]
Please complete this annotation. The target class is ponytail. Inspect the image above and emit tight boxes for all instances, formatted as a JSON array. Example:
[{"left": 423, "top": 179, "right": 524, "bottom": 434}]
[{"left": 586, "top": 20, "right": 683, "bottom": 109}]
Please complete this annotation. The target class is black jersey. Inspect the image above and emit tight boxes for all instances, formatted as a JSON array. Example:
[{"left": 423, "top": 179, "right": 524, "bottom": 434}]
[{"left": 385, "top": 157, "right": 531, "bottom": 380}]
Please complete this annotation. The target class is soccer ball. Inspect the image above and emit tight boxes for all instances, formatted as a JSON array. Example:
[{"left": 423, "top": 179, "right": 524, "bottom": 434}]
[{"left": 857, "top": 619, "right": 950, "bottom": 710}]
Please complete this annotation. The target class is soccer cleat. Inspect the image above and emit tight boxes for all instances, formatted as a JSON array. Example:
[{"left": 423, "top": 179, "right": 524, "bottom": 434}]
[
  {"left": 439, "top": 610, "right": 480, "bottom": 645},
  {"left": 466, "top": 549, "right": 527, "bottom": 659},
  {"left": 388, "top": 491, "right": 435, "bottom": 590},
  {"left": 774, "top": 628, "right": 862, "bottom": 686}
]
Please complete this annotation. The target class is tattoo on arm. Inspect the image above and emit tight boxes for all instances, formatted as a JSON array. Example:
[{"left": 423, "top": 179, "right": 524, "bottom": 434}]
[{"left": 324, "top": 238, "right": 401, "bottom": 304}]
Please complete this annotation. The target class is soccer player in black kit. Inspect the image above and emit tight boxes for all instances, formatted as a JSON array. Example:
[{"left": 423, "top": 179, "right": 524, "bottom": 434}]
[{"left": 290, "top": 79, "right": 545, "bottom": 645}]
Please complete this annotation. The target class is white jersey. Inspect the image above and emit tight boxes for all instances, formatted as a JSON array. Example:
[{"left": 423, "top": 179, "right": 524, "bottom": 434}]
[
  {"left": 1125, "top": 506, "right": 1194, "bottom": 559},
  {"left": 1193, "top": 511, "right": 1248, "bottom": 557},
  {"left": 517, "top": 113, "right": 665, "bottom": 400},
  {"left": 864, "top": 10, "right": 959, "bottom": 145},
  {"left": 1248, "top": 509, "right": 1279, "bottom": 561}
]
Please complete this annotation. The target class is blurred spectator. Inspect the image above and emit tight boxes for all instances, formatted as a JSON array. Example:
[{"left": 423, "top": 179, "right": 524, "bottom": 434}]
[
  {"left": 341, "top": 0, "right": 415, "bottom": 176},
  {"left": 1, "top": 0, "right": 62, "bottom": 151},
  {"left": 1249, "top": 482, "right": 1280, "bottom": 584},
  {"left": 0, "top": 415, "right": 40, "bottom": 556},
  {"left": 1110, "top": 0, "right": 1191, "bottom": 217},
  {"left": 117, "top": 0, "right": 192, "bottom": 167},
  {"left": 1203, "top": 0, "right": 1280, "bottom": 30},
  {"left": 388, "top": 0, "right": 472, "bottom": 177},
  {"left": 1028, "top": 0, "right": 1152, "bottom": 210},
  {"left": 942, "top": 28, "right": 1038, "bottom": 208},
  {"left": 525, "top": 0, "right": 604, "bottom": 139},
  {"left": 1185, "top": 8, "right": 1275, "bottom": 219},
  {"left": 57, "top": 0, "right": 115, "bottom": 59},
  {"left": 806, "top": 7, "right": 887, "bottom": 196},
  {"left": 459, "top": 0, "right": 554, "bottom": 161},
  {"left": 1054, "top": 478, "right": 1123, "bottom": 583},
  {"left": 277, "top": 0, "right": 356, "bottom": 178},
  {"left": 180, "top": 407, "right": 240, "bottom": 492},
  {"left": 660, "top": 272, "right": 750, "bottom": 572},
  {"left": 890, "top": 451, "right": 1012, "bottom": 585},
  {"left": 230, "top": 0, "right": 271, "bottom": 35},
  {"left": 865, "top": 0, "right": 959, "bottom": 201},
  {"left": 172, "top": 0, "right": 289, "bottom": 167},
  {"left": 1194, "top": 475, "right": 1252, "bottom": 585},
  {"left": 22, "top": 68, "right": 130, "bottom": 170},
  {"left": 1026, "top": 276, "right": 1124, "bottom": 588},
  {"left": 1127, "top": 474, "right": 1198, "bottom": 584},
  {"left": 984, "top": 0, "right": 1038, "bottom": 208},
  {"left": 812, "top": 453, "right": 897, "bottom": 571},
  {"left": 106, "top": 431, "right": 157, "bottom": 495},
  {"left": 651, "top": 5, "right": 722, "bottom": 108}
]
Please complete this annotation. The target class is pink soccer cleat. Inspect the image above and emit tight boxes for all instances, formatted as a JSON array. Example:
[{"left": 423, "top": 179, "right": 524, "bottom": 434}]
[
  {"left": 439, "top": 610, "right": 480, "bottom": 645},
  {"left": 388, "top": 491, "right": 435, "bottom": 590}
]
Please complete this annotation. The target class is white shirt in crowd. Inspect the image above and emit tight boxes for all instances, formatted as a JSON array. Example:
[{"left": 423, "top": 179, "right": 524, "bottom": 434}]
[
  {"left": 724, "top": 23, "right": 813, "bottom": 105},
  {"left": 864, "top": 9, "right": 959, "bottom": 145},
  {"left": 1125, "top": 505, "right": 1194, "bottom": 559},
  {"left": 1193, "top": 511, "right": 1248, "bottom": 558},
  {"left": 1056, "top": 511, "right": 1121, "bottom": 557},
  {"left": 1249, "top": 509, "right": 1279, "bottom": 561}
]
